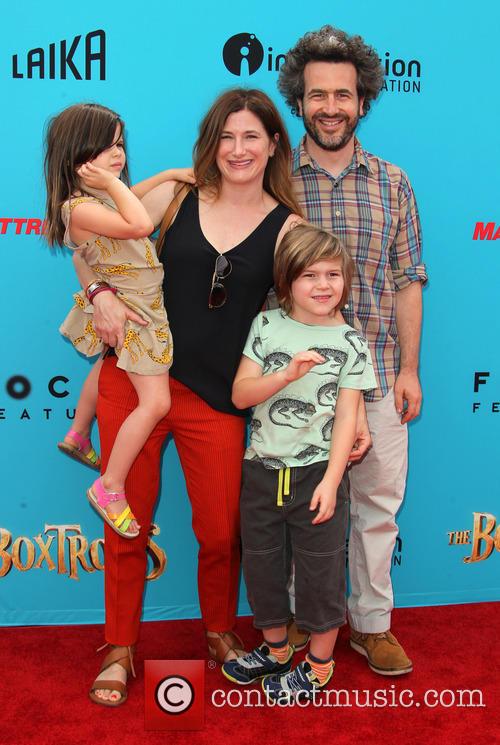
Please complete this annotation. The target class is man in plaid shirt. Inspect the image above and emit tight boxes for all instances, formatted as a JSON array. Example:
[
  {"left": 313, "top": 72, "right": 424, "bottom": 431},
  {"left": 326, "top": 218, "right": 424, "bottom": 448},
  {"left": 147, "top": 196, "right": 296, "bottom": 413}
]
[{"left": 279, "top": 26, "right": 427, "bottom": 675}]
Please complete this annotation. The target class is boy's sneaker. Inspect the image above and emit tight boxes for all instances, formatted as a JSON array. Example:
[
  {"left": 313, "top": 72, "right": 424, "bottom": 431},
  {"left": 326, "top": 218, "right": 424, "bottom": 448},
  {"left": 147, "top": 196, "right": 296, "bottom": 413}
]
[
  {"left": 222, "top": 644, "right": 293, "bottom": 685},
  {"left": 262, "top": 660, "right": 334, "bottom": 703}
]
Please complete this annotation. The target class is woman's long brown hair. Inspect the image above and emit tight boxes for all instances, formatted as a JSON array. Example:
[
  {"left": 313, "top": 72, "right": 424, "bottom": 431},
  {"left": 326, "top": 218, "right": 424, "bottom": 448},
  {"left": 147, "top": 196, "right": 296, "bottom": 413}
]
[
  {"left": 193, "top": 88, "right": 302, "bottom": 217},
  {"left": 43, "top": 103, "right": 129, "bottom": 246}
]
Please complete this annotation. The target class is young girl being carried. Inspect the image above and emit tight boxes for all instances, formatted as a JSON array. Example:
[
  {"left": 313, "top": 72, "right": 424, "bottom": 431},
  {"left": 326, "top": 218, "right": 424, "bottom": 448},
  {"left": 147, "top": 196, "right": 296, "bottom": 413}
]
[
  {"left": 44, "top": 102, "right": 194, "bottom": 538},
  {"left": 222, "top": 223, "right": 376, "bottom": 701}
]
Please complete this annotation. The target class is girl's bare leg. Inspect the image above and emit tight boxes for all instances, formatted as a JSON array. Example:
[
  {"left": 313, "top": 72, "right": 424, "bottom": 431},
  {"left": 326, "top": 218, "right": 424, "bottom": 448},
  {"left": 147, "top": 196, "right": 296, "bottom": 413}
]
[
  {"left": 99, "top": 371, "right": 171, "bottom": 530},
  {"left": 63, "top": 357, "right": 103, "bottom": 452}
]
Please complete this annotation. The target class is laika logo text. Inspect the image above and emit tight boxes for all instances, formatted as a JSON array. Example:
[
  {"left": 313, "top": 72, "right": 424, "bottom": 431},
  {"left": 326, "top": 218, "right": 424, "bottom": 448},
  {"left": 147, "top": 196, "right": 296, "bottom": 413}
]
[
  {"left": 223, "top": 33, "right": 264, "bottom": 76},
  {"left": 12, "top": 29, "right": 106, "bottom": 80}
]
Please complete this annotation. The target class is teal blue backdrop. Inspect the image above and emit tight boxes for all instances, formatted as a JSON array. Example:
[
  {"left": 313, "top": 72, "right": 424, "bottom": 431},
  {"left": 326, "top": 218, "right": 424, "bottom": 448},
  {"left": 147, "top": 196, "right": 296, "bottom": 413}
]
[{"left": 1, "top": 0, "right": 499, "bottom": 625}]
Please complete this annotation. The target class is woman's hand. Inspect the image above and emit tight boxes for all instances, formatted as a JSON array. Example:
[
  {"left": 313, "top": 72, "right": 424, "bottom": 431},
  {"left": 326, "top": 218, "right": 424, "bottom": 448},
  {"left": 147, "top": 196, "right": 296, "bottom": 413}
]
[
  {"left": 92, "top": 291, "right": 148, "bottom": 348},
  {"left": 77, "top": 162, "right": 115, "bottom": 191}
]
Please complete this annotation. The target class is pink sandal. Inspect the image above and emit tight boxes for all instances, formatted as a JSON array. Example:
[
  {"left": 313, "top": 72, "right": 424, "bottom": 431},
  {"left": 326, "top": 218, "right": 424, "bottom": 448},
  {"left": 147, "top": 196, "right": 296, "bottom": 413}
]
[
  {"left": 87, "top": 477, "right": 140, "bottom": 539},
  {"left": 58, "top": 429, "right": 101, "bottom": 470}
]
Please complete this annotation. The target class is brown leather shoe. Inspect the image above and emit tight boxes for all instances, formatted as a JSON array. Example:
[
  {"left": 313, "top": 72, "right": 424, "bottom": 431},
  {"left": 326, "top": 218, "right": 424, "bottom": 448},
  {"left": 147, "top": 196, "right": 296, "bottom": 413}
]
[
  {"left": 350, "top": 630, "right": 413, "bottom": 675},
  {"left": 206, "top": 630, "right": 246, "bottom": 664},
  {"left": 287, "top": 619, "right": 310, "bottom": 651}
]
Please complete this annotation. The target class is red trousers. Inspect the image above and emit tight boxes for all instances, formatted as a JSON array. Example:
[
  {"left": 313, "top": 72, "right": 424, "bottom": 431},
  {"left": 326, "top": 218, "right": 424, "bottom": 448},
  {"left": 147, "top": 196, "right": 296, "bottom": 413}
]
[{"left": 96, "top": 356, "right": 245, "bottom": 646}]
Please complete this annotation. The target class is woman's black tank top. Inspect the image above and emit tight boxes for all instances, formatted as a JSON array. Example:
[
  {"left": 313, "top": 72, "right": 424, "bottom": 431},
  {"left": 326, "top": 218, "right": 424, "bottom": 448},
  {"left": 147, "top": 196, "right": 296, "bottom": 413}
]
[{"left": 160, "top": 190, "right": 291, "bottom": 416}]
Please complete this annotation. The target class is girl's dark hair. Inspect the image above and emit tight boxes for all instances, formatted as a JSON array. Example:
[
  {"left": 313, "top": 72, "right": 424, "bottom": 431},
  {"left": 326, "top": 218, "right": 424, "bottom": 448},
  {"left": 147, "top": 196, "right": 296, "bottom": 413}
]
[
  {"left": 278, "top": 26, "right": 384, "bottom": 116},
  {"left": 193, "top": 88, "right": 302, "bottom": 217},
  {"left": 44, "top": 103, "right": 129, "bottom": 246}
]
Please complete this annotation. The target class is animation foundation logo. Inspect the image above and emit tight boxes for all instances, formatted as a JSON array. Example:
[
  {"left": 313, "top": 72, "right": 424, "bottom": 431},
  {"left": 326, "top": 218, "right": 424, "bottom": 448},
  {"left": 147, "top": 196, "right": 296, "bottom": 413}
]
[
  {"left": 222, "top": 33, "right": 285, "bottom": 76},
  {"left": 222, "top": 33, "right": 421, "bottom": 94},
  {"left": 392, "top": 536, "right": 403, "bottom": 567},
  {"left": 381, "top": 52, "right": 421, "bottom": 94},
  {"left": 223, "top": 33, "right": 264, "bottom": 75}
]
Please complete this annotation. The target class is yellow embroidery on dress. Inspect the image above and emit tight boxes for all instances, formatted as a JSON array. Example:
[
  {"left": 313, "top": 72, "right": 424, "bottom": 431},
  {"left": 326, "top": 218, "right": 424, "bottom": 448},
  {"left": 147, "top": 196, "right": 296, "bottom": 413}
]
[
  {"left": 110, "top": 238, "right": 121, "bottom": 255},
  {"left": 95, "top": 238, "right": 111, "bottom": 261},
  {"left": 89, "top": 236, "right": 121, "bottom": 261},
  {"left": 121, "top": 329, "right": 145, "bottom": 364},
  {"left": 147, "top": 346, "right": 173, "bottom": 365},
  {"left": 91, "top": 263, "right": 139, "bottom": 279},
  {"left": 155, "top": 325, "right": 170, "bottom": 342},
  {"left": 68, "top": 197, "right": 103, "bottom": 211},
  {"left": 143, "top": 239, "right": 159, "bottom": 271},
  {"left": 73, "top": 319, "right": 100, "bottom": 356},
  {"left": 122, "top": 329, "right": 172, "bottom": 367},
  {"left": 73, "top": 293, "right": 86, "bottom": 310},
  {"left": 150, "top": 291, "right": 162, "bottom": 311}
]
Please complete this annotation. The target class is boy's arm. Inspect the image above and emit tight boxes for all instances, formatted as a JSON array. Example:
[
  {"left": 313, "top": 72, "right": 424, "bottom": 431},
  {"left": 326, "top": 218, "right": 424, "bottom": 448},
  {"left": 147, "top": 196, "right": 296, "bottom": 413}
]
[
  {"left": 310, "top": 387, "right": 361, "bottom": 524},
  {"left": 131, "top": 167, "right": 195, "bottom": 200},
  {"left": 348, "top": 395, "right": 372, "bottom": 462},
  {"left": 232, "top": 351, "right": 325, "bottom": 410}
]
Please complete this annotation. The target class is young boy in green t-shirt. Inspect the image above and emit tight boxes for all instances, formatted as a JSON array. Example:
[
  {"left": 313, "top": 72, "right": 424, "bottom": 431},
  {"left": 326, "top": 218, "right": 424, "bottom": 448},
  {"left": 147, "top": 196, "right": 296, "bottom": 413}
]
[{"left": 222, "top": 223, "right": 376, "bottom": 702}]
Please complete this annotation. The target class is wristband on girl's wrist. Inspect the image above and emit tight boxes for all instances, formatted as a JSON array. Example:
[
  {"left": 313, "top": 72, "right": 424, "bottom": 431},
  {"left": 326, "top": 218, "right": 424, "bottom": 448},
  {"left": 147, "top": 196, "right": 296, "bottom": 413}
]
[{"left": 85, "top": 280, "right": 117, "bottom": 303}]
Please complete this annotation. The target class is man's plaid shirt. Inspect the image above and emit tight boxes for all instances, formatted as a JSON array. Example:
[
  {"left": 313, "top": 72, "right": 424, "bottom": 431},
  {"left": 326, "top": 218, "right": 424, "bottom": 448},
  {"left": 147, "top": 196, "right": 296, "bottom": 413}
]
[{"left": 292, "top": 137, "right": 427, "bottom": 401}]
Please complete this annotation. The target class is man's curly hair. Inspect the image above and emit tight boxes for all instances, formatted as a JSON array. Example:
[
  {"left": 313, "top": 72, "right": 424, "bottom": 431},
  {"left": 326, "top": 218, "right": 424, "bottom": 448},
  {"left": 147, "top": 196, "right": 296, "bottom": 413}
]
[{"left": 278, "top": 26, "right": 384, "bottom": 116}]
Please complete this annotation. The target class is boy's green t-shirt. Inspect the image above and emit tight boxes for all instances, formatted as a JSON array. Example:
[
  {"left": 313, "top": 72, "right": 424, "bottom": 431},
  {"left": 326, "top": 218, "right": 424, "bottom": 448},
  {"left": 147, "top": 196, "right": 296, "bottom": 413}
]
[{"left": 243, "top": 309, "right": 377, "bottom": 469}]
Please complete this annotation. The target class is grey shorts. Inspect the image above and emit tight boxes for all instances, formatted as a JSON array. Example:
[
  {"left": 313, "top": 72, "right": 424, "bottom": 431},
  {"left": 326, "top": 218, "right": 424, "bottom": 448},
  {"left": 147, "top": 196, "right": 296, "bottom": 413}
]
[{"left": 241, "top": 459, "right": 348, "bottom": 634}]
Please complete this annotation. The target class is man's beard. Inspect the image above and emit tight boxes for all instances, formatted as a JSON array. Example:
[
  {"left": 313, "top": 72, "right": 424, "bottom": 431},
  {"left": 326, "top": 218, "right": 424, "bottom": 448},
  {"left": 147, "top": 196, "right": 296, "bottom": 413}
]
[{"left": 303, "top": 111, "right": 359, "bottom": 152}]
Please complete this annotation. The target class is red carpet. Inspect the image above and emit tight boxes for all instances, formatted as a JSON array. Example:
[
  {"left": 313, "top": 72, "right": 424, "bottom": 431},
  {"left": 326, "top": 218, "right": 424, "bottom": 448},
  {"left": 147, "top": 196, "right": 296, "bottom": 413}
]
[{"left": 1, "top": 603, "right": 497, "bottom": 745}]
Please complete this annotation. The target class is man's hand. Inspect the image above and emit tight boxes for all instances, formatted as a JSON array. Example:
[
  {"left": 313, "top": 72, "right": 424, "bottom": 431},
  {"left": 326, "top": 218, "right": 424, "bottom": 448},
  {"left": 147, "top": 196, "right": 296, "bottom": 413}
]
[
  {"left": 348, "top": 407, "right": 372, "bottom": 462},
  {"left": 394, "top": 369, "right": 422, "bottom": 424},
  {"left": 309, "top": 479, "right": 337, "bottom": 525},
  {"left": 92, "top": 291, "right": 148, "bottom": 349},
  {"left": 284, "top": 351, "right": 325, "bottom": 383}
]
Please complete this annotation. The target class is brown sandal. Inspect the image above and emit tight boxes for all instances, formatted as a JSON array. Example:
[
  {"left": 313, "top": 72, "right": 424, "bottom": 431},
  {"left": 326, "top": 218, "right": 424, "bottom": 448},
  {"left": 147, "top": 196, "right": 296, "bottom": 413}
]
[
  {"left": 89, "top": 644, "right": 136, "bottom": 707},
  {"left": 206, "top": 630, "right": 246, "bottom": 664}
]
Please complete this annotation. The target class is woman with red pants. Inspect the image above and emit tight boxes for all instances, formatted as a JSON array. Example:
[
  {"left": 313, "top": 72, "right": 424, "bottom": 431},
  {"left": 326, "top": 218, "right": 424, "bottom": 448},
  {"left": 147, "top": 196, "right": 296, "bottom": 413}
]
[{"left": 73, "top": 88, "right": 302, "bottom": 705}]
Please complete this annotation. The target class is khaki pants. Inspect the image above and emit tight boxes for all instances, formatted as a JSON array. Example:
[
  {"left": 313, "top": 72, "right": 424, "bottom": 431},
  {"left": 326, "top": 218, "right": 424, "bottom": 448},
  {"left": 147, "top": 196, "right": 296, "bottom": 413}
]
[{"left": 348, "top": 388, "right": 408, "bottom": 633}]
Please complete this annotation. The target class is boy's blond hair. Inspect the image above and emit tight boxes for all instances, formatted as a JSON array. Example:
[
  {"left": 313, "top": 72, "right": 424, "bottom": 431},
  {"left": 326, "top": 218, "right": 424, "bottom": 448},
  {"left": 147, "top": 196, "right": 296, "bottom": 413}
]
[{"left": 274, "top": 222, "right": 353, "bottom": 314}]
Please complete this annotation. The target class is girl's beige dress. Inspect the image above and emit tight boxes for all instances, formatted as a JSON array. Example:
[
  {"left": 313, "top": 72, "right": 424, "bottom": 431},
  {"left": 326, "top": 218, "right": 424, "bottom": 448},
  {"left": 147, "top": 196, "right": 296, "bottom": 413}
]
[{"left": 60, "top": 189, "right": 172, "bottom": 375}]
